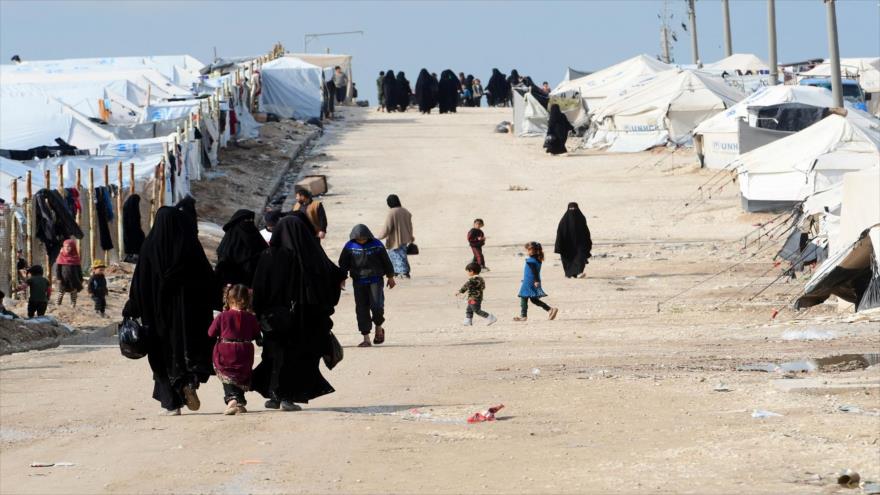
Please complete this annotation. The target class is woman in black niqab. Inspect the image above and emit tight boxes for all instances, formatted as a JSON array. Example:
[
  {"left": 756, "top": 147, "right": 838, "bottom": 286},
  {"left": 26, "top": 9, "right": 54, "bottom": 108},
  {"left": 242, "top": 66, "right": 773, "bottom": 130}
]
[
  {"left": 396, "top": 71, "right": 412, "bottom": 112},
  {"left": 523, "top": 76, "right": 549, "bottom": 109},
  {"left": 486, "top": 68, "right": 507, "bottom": 107},
  {"left": 215, "top": 209, "right": 267, "bottom": 287},
  {"left": 123, "top": 206, "right": 221, "bottom": 413},
  {"left": 382, "top": 70, "right": 398, "bottom": 112},
  {"left": 415, "top": 68, "right": 438, "bottom": 114},
  {"left": 544, "top": 104, "right": 575, "bottom": 155},
  {"left": 437, "top": 70, "right": 459, "bottom": 114},
  {"left": 554, "top": 202, "right": 592, "bottom": 278},
  {"left": 122, "top": 193, "right": 145, "bottom": 261},
  {"left": 251, "top": 215, "right": 344, "bottom": 409}
]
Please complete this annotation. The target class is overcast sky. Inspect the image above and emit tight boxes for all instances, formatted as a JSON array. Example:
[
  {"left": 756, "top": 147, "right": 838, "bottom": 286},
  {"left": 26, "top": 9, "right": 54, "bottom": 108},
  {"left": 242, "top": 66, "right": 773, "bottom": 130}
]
[{"left": 1, "top": 0, "right": 878, "bottom": 90}]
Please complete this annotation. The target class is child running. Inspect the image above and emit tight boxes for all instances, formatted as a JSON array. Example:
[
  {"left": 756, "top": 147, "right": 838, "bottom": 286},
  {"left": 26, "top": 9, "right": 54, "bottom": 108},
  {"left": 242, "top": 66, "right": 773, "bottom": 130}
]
[
  {"left": 457, "top": 262, "right": 497, "bottom": 326},
  {"left": 467, "top": 218, "right": 489, "bottom": 271},
  {"left": 22, "top": 265, "right": 50, "bottom": 318},
  {"left": 87, "top": 260, "right": 109, "bottom": 317},
  {"left": 54, "top": 239, "right": 83, "bottom": 307},
  {"left": 514, "top": 242, "right": 559, "bottom": 321},
  {"left": 338, "top": 224, "right": 396, "bottom": 347},
  {"left": 208, "top": 284, "right": 261, "bottom": 415}
]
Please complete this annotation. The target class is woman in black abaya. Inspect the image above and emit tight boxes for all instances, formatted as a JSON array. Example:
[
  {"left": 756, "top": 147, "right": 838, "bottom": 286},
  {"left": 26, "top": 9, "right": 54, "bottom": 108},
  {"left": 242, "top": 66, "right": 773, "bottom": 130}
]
[
  {"left": 251, "top": 216, "right": 344, "bottom": 411},
  {"left": 544, "top": 104, "right": 574, "bottom": 155},
  {"left": 415, "top": 68, "right": 438, "bottom": 114},
  {"left": 554, "top": 203, "right": 593, "bottom": 278},
  {"left": 437, "top": 70, "right": 459, "bottom": 114},
  {"left": 396, "top": 71, "right": 412, "bottom": 112},
  {"left": 123, "top": 206, "right": 221, "bottom": 415},
  {"left": 382, "top": 70, "right": 398, "bottom": 113},
  {"left": 486, "top": 68, "right": 507, "bottom": 107},
  {"left": 215, "top": 209, "right": 267, "bottom": 287}
]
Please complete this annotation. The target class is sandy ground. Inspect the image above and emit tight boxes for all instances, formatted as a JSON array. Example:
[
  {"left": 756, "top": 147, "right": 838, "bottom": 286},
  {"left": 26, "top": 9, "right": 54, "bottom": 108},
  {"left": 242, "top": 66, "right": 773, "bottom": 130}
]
[{"left": 1, "top": 107, "right": 878, "bottom": 495}]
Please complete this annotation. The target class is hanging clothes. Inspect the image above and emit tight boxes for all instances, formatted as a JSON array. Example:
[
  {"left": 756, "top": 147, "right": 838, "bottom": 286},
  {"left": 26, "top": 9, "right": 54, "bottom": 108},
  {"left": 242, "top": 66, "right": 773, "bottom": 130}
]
[
  {"left": 34, "top": 189, "right": 84, "bottom": 262},
  {"left": 64, "top": 188, "right": 81, "bottom": 215},
  {"left": 122, "top": 194, "right": 146, "bottom": 257},
  {"left": 95, "top": 186, "right": 114, "bottom": 251}
]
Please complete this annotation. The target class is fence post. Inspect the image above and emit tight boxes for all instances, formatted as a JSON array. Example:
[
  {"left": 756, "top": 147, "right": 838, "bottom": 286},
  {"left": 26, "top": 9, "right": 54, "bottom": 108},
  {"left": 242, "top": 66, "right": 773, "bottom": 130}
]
[
  {"left": 117, "top": 161, "right": 124, "bottom": 261},
  {"left": 9, "top": 179, "right": 18, "bottom": 299},
  {"left": 89, "top": 168, "right": 96, "bottom": 266},
  {"left": 25, "top": 171, "right": 32, "bottom": 267},
  {"left": 44, "top": 170, "right": 51, "bottom": 284},
  {"left": 75, "top": 168, "right": 82, "bottom": 266}
]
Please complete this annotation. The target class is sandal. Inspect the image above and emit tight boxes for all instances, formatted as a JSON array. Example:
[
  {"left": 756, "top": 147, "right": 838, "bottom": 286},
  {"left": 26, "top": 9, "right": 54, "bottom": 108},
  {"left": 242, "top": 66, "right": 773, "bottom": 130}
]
[
  {"left": 182, "top": 385, "right": 201, "bottom": 411},
  {"left": 513, "top": 316, "right": 527, "bottom": 322},
  {"left": 358, "top": 340, "right": 372, "bottom": 348},
  {"left": 224, "top": 400, "right": 239, "bottom": 415},
  {"left": 373, "top": 326, "right": 385, "bottom": 345}
]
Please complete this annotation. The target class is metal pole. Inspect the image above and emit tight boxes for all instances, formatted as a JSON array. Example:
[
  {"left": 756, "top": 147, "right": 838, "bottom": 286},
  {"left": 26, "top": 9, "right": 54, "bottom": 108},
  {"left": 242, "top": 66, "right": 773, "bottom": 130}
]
[
  {"left": 722, "top": 0, "right": 733, "bottom": 57},
  {"left": 825, "top": 0, "right": 844, "bottom": 107},
  {"left": 687, "top": 0, "right": 701, "bottom": 68},
  {"left": 662, "top": 26, "right": 671, "bottom": 64},
  {"left": 767, "top": 0, "right": 779, "bottom": 86}
]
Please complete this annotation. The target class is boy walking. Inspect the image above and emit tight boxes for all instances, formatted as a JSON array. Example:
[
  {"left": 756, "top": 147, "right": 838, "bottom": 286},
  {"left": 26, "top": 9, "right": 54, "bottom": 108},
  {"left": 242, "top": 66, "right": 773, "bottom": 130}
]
[
  {"left": 339, "top": 224, "right": 396, "bottom": 347},
  {"left": 23, "top": 265, "right": 50, "bottom": 318},
  {"left": 457, "top": 263, "right": 497, "bottom": 326},
  {"left": 88, "top": 260, "right": 109, "bottom": 317},
  {"left": 467, "top": 219, "right": 488, "bottom": 271}
]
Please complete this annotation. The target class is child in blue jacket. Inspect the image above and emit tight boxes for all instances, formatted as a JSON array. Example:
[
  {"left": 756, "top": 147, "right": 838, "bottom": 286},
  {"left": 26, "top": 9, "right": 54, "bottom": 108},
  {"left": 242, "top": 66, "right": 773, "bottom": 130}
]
[
  {"left": 339, "top": 224, "right": 396, "bottom": 347},
  {"left": 514, "top": 242, "right": 558, "bottom": 321}
]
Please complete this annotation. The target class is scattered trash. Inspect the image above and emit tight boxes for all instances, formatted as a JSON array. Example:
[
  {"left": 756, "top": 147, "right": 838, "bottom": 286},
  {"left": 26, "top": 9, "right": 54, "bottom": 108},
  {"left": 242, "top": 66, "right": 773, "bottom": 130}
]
[
  {"left": 713, "top": 383, "right": 731, "bottom": 392},
  {"left": 508, "top": 185, "right": 529, "bottom": 191},
  {"left": 781, "top": 329, "right": 836, "bottom": 341},
  {"left": 467, "top": 404, "right": 505, "bottom": 424},
  {"left": 738, "top": 362, "right": 780, "bottom": 373},
  {"left": 30, "top": 462, "right": 74, "bottom": 468},
  {"left": 240, "top": 459, "right": 262, "bottom": 465},
  {"left": 531, "top": 368, "right": 541, "bottom": 378},
  {"left": 838, "top": 469, "right": 860, "bottom": 488},
  {"left": 751, "top": 409, "right": 783, "bottom": 419},
  {"left": 838, "top": 405, "right": 880, "bottom": 417},
  {"left": 861, "top": 481, "right": 880, "bottom": 494}
]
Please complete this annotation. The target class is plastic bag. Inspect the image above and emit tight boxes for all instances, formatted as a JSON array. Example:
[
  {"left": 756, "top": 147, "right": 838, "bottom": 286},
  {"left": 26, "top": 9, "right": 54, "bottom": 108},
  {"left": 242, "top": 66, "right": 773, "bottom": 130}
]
[
  {"left": 118, "top": 317, "right": 149, "bottom": 359},
  {"left": 323, "top": 332, "right": 344, "bottom": 370}
]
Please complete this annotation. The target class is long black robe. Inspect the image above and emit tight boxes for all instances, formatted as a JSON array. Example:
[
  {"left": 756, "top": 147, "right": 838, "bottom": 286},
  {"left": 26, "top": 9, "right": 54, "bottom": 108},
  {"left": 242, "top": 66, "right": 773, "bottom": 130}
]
[
  {"left": 215, "top": 209, "right": 267, "bottom": 287},
  {"left": 34, "top": 189, "right": 84, "bottom": 262},
  {"left": 95, "top": 186, "right": 114, "bottom": 251},
  {"left": 251, "top": 216, "right": 343, "bottom": 404},
  {"left": 415, "top": 69, "right": 438, "bottom": 114},
  {"left": 486, "top": 68, "right": 507, "bottom": 107},
  {"left": 122, "top": 194, "right": 145, "bottom": 256},
  {"left": 507, "top": 69, "right": 521, "bottom": 89},
  {"left": 544, "top": 104, "right": 574, "bottom": 155},
  {"left": 523, "top": 77, "right": 549, "bottom": 109},
  {"left": 123, "top": 206, "right": 221, "bottom": 410},
  {"left": 396, "top": 72, "right": 412, "bottom": 112},
  {"left": 382, "top": 70, "right": 398, "bottom": 112},
  {"left": 437, "top": 70, "right": 459, "bottom": 114},
  {"left": 554, "top": 203, "right": 592, "bottom": 278}
]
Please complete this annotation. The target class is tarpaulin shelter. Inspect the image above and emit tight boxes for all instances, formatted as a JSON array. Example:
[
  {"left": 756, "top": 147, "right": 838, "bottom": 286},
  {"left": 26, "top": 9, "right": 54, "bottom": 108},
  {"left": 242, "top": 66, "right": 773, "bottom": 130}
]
[
  {"left": 511, "top": 89, "right": 549, "bottom": 137},
  {"left": 693, "top": 85, "right": 840, "bottom": 169},
  {"left": 585, "top": 69, "right": 745, "bottom": 152},
  {"left": 285, "top": 53, "right": 354, "bottom": 103},
  {"left": 735, "top": 113, "right": 880, "bottom": 212},
  {"left": 258, "top": 57, "right": 323, "bottom": 120}
]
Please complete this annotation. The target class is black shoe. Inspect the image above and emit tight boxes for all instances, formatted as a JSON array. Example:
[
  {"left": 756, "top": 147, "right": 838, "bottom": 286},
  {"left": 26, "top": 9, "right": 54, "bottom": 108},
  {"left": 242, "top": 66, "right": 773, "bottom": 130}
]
[{"left": 265, "top": 399, "right": 280, "bottom": 409}]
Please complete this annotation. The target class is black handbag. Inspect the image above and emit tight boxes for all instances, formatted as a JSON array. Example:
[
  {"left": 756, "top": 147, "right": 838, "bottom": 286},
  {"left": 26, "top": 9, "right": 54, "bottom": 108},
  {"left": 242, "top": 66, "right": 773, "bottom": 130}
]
[
  {"left": 118, "top": 317, "right": 149, "bottom": 359},
  {"left": 406, "top": 243, "right": 420, "bottom": 255},
  {"left": 323, "top": 332, "right": 344, "bottom": 370},
  {"left": 259, "top": 303, "right": 295, "bottom": 334}
]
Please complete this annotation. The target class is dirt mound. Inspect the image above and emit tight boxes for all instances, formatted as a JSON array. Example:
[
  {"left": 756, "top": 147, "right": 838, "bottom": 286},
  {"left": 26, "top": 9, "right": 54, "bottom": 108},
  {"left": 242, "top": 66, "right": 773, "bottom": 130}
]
[{"left": 0, "top": 316, "right": 73, "bottom": 355}]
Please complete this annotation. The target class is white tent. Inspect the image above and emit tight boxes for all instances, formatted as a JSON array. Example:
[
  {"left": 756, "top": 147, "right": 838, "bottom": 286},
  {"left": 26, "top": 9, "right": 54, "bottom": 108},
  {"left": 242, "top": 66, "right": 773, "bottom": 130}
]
[
  {"left": 705, "top": 53, "right": 769, "bottom": 74},
  {"left": 7, "top": 55, "right": 204, "bottom": 89},
  {"left": 259, "top": 57, "right": 323, "bottom": 120},
  {"left": 511, "top": 91, "right": 549, "bottom": 137},
  {"left": 0, "top": 95, "right": 116, "bottom": 150},
  {"left": 735, "top": 113, "right": 880, "bottom": 212},
  {"left": 586, "top": 69, "right": 746, "bottom": 152},
  {"left": 693, "top": 85, "right": 840, "bottom": 169},
  {"left": 551, "top": 54, "right": 671, "bottom": 112},
  {"left": 285, "top": 53, "right": 354, "bottom": 103}
]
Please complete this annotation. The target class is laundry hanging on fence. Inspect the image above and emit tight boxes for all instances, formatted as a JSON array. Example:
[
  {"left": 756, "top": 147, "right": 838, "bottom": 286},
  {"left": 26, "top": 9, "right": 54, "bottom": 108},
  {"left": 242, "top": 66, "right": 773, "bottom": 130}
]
[
  {"left": 34, "top": 188, "right": 84, "bottom": 262},
  {"left": 94, "top": 186, "right": 114, "bottom": 251},
  {"left": 122, "top": 194, "right": 145, "bottom": 257},
  {"left": 63, "top": 188, "right": 81, "bottom": 215}
]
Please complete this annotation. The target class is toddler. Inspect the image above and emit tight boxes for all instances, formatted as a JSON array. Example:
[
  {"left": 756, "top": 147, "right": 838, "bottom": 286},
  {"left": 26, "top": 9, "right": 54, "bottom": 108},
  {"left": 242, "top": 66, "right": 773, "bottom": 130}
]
[
  {"left": 457, "top": 262, "right": 496, "bottom": 326},
  {"left": 208, "top": 284, "right": 261, "bottom": 415},
  {"left": 467, "top": 218, "right": 488, "bottom": 271},
  {"left": 87, "top": 260, "right": 109, "bottom": 316},
  {"left": 55, "top": 239, "right": 83, "bottom": 307}
]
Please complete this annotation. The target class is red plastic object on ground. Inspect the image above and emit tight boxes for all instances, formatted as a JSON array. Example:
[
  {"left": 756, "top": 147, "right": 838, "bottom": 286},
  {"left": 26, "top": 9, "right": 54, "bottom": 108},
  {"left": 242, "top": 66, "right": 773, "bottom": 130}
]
[{"left": 467, "top": 404, "right": 505, "bottom": 423}]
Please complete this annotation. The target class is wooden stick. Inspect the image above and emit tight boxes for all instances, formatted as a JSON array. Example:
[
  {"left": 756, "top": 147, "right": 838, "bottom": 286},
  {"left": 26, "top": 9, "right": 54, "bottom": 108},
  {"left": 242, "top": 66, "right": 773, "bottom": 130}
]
[
  {"left": 89, "top": 168, "right": 96, "bottom": 265},
  {"left": 44, "top": 170, "right": 51, "bottom": 285},
  {"left": 159, "top": 160, "right": 166, "bottom": 206},
  {"left": 117, "top": 161, "right": 124, "bottom": 261},
  {"left": 149, "top": 164, "right": 158, "bottom": 228},
  {"left": 129, "top": 162, "right": 135, "bottom": 195},
  {"left": 10, "top": 179, "right": 17, "bottom": 299},
  {"left": 102, "top": 164, "right": 109, "bottom": 260},
  {"left": 75, "top": 169, "right": 82, "bottom": 263},
  {"left": 25, "top": 171, "right": 32, "bottom": 267},
  {"left": 57, "top": 163, "right": 64, "bottom": 194}
]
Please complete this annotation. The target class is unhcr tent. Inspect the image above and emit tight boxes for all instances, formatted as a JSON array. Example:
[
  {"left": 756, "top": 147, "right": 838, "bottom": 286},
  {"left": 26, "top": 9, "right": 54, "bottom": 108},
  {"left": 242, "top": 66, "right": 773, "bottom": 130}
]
[
  {"left": 259, "top": 57, "right": 323, "bottom": 120},
  {"left": 586, "top": 69, "right": 745, "bottom": 152},
  {"left": 9, "top": 55, "right": 204, "bottom": 89},
  {"left": 705, "top": 53, "right": 769, "bottom": 74},
  {"left": 693, "top": 85, "right": 839, "bottom": 169},
  {"left": 562, "top": 67, "right": 591, "bottom": 82},
  {"left": 551, "top": 54, "right": 671, "bottom": 112},
  {"left": 796, "top": 168, "right": 880, "bottom": 311},
  {"left": 735, "top": 113, "right": 880, "bottom": 212}
]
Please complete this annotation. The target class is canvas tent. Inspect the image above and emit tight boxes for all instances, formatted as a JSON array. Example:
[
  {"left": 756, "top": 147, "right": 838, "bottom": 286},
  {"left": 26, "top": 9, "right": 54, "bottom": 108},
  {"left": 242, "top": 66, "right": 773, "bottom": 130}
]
[
  {"left": 585, "top": 69, "right": 745, "bottom": 152},
  {"left": 796, "top": 168, "right": 880, "bottom": 311},
  {"left": 258, "top": 57, "right": 323, "bottom": 120},
  {"left": 285, "top": 53, "right": 354, "bottom": 103},
  {"left": 562, "top": 67, "right": 591, "bottom": 82},
  {"left": 9, "top": 55, "right": 205, "bottom": 89},
  {"left": 705, "top": 53, "right": 769, "bottom": 75},
  {"left": 551, "top": 54, "right": 671, "bottom": 112},
  {"left": 511, "top": 90, "right": 549, "bottom": 137},
  {"left": 693, "top": 85, "right": 840, "bottom": 169},
  {"left": 735, "top": 113, "right": 880, "bottom": 212}
]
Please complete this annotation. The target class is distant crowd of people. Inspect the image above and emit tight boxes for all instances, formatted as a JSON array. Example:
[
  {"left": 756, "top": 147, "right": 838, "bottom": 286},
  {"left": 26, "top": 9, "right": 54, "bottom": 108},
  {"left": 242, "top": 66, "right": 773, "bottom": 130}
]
[{"left": 375, "top": 68, "right": 554, "bottom": 114}]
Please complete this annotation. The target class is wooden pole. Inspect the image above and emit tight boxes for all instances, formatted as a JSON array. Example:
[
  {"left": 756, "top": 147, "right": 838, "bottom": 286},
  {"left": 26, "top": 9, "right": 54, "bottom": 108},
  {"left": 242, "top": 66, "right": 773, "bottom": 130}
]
[
  {"left": 25, "top": 171, "right": 32, "bottom": 267},
  {"left": 75, "top": 169, "right": 82, "bottom": 262},
  {"left": 159, "top": 160, "right": 166, "bottom": 207},
  {"left": 88, "top": 168, "right": 96, "bottom": 265},
  {"left": 10, "top": 179, "right": 17, "bottom": 299},
  {"left": 129, "top": 162, "right": 135, "bottom": 195},
  {"left": 102, "top": 164, "right": 109, "bottom": 260},
  {"left": 117, "top": 161, "right": 124, "bottom": 261},
  {"left": 43, "top": 170, "right": 51, "bottom": 285},
  {"left": 149, "top": 163, "right": 158, "bottom": 228},
  {"left": 57, "top": 163, "right": 64, "bottom": 195}
]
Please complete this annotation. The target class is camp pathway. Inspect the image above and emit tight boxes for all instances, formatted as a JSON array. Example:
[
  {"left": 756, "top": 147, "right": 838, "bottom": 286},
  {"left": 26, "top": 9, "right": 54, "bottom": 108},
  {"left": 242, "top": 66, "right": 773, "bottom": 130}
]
[{"left": 1, "top": 107, "right": 878, "bottom": 494}]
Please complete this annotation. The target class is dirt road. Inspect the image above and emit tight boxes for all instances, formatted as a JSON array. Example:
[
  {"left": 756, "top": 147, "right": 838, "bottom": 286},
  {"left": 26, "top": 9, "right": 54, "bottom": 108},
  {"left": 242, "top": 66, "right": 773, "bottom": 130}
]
[{"left": 2, "top": 107, "right": 878, "bottom": 494}]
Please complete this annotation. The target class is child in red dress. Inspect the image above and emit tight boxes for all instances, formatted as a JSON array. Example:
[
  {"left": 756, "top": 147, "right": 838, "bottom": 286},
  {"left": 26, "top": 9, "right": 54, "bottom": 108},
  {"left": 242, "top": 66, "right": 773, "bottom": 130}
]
[{"left": 208, "top": 284, "right": 261, "bottom": 415}]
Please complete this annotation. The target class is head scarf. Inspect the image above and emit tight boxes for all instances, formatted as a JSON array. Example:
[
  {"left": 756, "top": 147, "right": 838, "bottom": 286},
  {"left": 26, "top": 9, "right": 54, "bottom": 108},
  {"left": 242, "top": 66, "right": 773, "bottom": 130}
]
[
  {"left": 554, "top": 203, "right": 592, "bottom": 258},
  {"left": 216, "top": 209, "right": 267, "bottom": 286},
  {"left": 269, "top": 216, "right": 342, "bottom": 305},
  {"left": 349, "top": 224, "right": 375, "bottom": 241},
  {"left": 386, "top": 194, "right": 402, "bottom": 208},
  {"left": 175, "top": 195, "right": 198, "bottom": 232},
  {"left": 55, "top": 239, "right": 81, "bottom": 266},
  {"left": 549, "top": 104, "right": 564, "bottom": 122}
]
